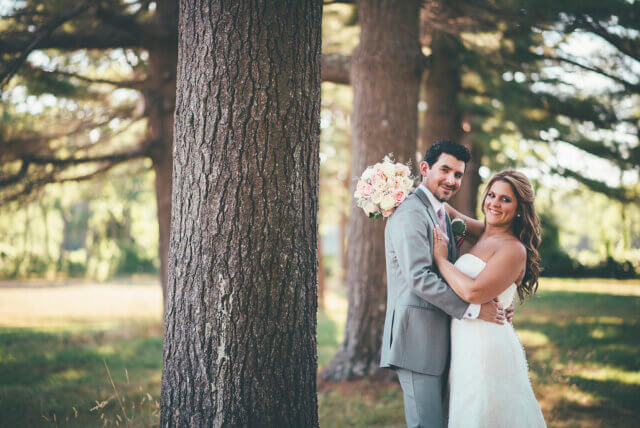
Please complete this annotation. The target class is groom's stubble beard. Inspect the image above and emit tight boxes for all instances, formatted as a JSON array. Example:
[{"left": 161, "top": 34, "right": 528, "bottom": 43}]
[{"left": 423, "top": 175, "right": 462, "bottom": 202}]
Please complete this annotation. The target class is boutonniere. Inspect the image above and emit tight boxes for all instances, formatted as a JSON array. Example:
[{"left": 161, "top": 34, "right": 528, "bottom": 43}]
[{"left": 451, "top": 218, "right": 467, "bottom": 249}]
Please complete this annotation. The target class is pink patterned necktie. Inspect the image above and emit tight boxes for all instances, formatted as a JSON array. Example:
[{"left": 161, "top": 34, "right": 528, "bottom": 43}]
[{"left": 437, "top": 208, "right": 450, "bottom": 245}]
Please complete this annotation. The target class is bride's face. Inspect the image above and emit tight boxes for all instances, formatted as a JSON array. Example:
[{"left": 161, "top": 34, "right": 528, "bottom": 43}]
[{"left": 483, "top": 180, "right": 518, "bottom": 226}]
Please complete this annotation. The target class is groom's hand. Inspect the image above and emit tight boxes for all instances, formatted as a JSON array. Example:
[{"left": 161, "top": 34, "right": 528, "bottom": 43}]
[{"left": 478, "top": 298, "right": 505, "bottom": 325}]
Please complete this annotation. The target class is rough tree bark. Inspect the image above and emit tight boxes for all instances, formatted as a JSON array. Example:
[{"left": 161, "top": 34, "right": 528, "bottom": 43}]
[
  {"left": 321, "top": 0, "right": 423, "bottom": 381},
  {"left": 160, "top": 0, "right": 322, "bottom": 426},
  {"left": 422, "top": 31, "right": 480, "bottom": 216}
]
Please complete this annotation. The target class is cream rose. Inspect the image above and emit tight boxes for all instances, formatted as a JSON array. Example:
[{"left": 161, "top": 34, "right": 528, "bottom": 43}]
[
  {"left": 363, "top": 201, "right": 377, "bottom": 216},
  {"left": 361, "top": 167, "right": 374, "bottom": 181},
  {"left": 381, "top": 208, "right": 394, "bottom": 218},
  {"left": 403, "top": 177, "right": 413, "bottom": 189},
  {"left": 372, "top": 191, "right": 384, "bottom": 204},
  {"left": 380, "top": 194, "right": 396, "bottom": 210},
  {"left": 381, "top": 162, "right": 396, "bottom": 179}
]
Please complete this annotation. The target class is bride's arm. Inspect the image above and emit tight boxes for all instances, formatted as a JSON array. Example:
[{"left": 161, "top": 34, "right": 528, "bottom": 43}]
[
  {"left": 443, "top": 203, "right": 485, "bottom": 239},
  {"left": 432, "top": 228, "right": 525, "bottom": 304}
]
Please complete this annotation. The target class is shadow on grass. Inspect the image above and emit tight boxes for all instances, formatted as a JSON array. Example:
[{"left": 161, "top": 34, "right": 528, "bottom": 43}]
[
  {"left": 0, "top": 326, "right": 162, "bottom": 427},
  {"left": 515, "top": 290, "right": 640, "bottom": 424}
]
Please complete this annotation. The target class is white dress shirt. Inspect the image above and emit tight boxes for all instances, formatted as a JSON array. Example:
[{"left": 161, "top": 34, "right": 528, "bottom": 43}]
[{"left": 419, "top": 184, "right": 480, "bottom": 320}]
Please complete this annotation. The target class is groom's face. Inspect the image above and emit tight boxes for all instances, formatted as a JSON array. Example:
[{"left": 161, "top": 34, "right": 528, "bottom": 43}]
[{"left": 421, "top": 153, "right": 466, "bottom": 202}]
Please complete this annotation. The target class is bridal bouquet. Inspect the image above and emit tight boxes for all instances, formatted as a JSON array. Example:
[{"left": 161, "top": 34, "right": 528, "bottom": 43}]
[{"left": 353, "top": 155, "right": 415, "bottom": 219}]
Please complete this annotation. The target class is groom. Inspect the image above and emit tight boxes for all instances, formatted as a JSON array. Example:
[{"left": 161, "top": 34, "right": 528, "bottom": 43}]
[{"left": 380, "top": 140, "right": 507, "bottom": 428}]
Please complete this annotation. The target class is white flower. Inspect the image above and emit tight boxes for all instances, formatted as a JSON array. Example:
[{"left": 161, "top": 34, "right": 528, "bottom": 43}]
[
  {"left": 380, "top": 194, "right": 396, "bottom": 210},
  {"left": 381, "top": 162, "right": 396, "bottom": 179},
  {"left": 363, "top": 201, "right": 378, "bottom": 216},
  {"left": 403, "top": 177, "right": 413, "bottom": 189},
  {"left": 372, "top": 191, "right": 384, "bottom": 204},
  {"left": 361, "top": 167, "right": 374, "bottom": 181}
]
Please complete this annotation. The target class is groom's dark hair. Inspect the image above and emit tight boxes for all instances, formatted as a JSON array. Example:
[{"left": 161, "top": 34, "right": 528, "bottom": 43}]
[{"left": 424, "top": 140, "right": 470, "bottom": 167}]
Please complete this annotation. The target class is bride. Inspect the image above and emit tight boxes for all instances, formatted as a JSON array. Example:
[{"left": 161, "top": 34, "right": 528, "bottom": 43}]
[{"left": 432, "top": 170, "right": 546, "bottom": 428}]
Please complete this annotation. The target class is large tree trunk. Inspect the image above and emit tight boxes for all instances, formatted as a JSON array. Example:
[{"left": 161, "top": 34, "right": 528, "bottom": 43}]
[
  {"left": 145, "top": 0, "right": 178, "bottom": 309},
  {"left": 160, "top": 1, "right": 321, "bottom": 426},
  {"left": 321, "top": 0, "right": 423, "bottom": 381},
  {"left": 422, "top": 31, "right": 479, "bottom": 215}
]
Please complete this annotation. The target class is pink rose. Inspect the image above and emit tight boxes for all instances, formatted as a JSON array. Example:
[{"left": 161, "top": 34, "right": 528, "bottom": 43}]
[
  {"left": 371, "top": 171, "right": 386, "bottom": 189},
  {"left": 394, "top": 190, "right": 407, "bottom": 204},
  {"left": 381, "top": 208, "right": 394, "bottom": 218},
  {"left": 362, "top": 183, "right": 374, "bottom": 197}
]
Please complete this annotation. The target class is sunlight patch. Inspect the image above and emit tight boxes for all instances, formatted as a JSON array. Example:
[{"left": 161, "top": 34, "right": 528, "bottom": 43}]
[
  {"left": 49, "top": 368, "right": 86, "bottom": 383},
  {"left": 517, "top": 330, "right": 550, "bottom": 347},
  {"left": 572, "top": 366, "right": 640, "bottom": 385}
]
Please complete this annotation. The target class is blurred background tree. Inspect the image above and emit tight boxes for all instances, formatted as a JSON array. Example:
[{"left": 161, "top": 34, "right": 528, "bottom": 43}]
[{"left": 0, "top": 0, "right": 176, "bottom": 304}]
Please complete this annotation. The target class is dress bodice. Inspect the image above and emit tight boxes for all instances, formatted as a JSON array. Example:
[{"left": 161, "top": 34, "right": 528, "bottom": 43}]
[{"left": 453, "top": 253, "right": 516, "bottom": 307}]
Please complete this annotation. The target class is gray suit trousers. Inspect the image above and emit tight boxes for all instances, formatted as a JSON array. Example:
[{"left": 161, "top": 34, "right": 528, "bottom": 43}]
[{"left": 397, "top": 368, "right": 445, "bottom": 428}]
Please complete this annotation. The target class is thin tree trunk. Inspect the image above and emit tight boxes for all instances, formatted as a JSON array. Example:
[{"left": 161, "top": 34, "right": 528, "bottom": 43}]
[
  {"left": 321, "top": 0, "right": 423, "bottom": 381},
  {"left": 422, "top": 31, "right": 462, "bottom": 146},
  {"left": 318, "top": 235, "right": 325, "bottom": 309},
  {"left": 161, "top": 1, "right": 322, "bottom": 426},
  {"left": 422, "top": 31, "right": 479, "bottom": 215},
  {"left": 145, "top": 0, "right": 177, "bottom": 310},
  {"left": 339, "top": 174, "right": 349, "bottom": 282},
  {"left": 449, "top": 114, "right": 481, "bottom": 217},
  {"left": 39, "top": 199, "right": 51, "bottom": 262}
]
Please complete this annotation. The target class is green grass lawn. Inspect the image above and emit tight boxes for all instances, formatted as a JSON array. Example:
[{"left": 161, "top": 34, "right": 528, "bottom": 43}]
[{"left": 1, "top": 277, "right": 639, "bottom": 427}]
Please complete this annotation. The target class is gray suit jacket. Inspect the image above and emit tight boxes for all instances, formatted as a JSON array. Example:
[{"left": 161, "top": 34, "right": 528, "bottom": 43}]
[{"left": 379, "top": 186, "right": 469, "bottom": 375}]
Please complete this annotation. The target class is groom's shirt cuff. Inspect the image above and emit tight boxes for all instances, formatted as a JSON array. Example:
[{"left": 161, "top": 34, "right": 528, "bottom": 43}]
[{"left": 463, "top": 303, "right": 480, "bottom": 319}]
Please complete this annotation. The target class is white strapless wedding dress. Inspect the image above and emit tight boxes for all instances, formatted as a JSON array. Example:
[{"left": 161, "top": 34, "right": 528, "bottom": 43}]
[{"left": 448, "top": 253, "right": 546, "bottom": 428}]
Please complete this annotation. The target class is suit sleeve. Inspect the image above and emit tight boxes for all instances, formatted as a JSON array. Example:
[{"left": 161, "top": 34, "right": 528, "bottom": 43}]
[{"left": 390, "top": 207, "right": 469, "bottom": 319}]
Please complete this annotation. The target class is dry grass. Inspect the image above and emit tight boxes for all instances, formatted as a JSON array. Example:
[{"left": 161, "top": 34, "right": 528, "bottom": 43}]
[{"left": 0, "top": 277, "right": 162, "bottom": 328}]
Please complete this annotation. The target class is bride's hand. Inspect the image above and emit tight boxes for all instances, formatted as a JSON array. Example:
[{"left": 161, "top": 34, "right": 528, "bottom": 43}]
[
  {"left": 432, "top": 226, "right": 448, "bottom": 262},
  {"left": 443, "top": 202, "right": 456, "bottom": 219}
]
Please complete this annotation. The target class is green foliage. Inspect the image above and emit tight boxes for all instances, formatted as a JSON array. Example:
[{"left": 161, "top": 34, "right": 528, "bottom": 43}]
[
  {"left": 114, "top": 242, "right": 157, "bottom": 275},
  {"left": 539, "top": 213, "right": 583, "bottom": 277},
  {"left": 540, "top": 212, "right": 638, "bottom": 279},
  {"left": 0, "top": 162, "right": 158, "bottom": 280}
]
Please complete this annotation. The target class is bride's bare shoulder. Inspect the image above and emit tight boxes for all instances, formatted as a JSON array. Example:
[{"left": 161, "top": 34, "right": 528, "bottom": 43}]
[
  {"left": 498, "top": 238, "right": 526, "bottom": 260},
  {"left": 480, "top": 235, "right": 525, "bottom": 262}
]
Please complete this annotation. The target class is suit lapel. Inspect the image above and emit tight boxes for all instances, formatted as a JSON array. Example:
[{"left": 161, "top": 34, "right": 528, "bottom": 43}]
[
  {"left": 414, "top": 187, "right": 439, "bottom": 229},
  {"left": 445, "top": 213, "right": 457, "bottom": 262},
  {"left": 415, "top": 186, "right": 458, "bottom": 262}
]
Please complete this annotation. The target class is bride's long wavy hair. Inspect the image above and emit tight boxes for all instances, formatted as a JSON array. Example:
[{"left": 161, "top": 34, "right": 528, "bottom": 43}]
[{"left": 481, "top": 170, "right": 542, "bottom": 302}]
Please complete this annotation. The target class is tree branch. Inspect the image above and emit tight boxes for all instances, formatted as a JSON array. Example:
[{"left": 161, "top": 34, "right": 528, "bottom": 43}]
[
  {"left": 584, "top": 20, "right": 640, "bottom": 63},
  {"left": 0, "top": 145, "right": 151, "bottom": 205},
  {"left": 321, "top": 53, "right": 351, "bottom": 85},
  {"left": 0, "top": 160, "right": 30, "bottom": 187},
  {"left": 553, "top": 166, "right": 635, "bottom": 203},
  {"left": 0, "top": 4, "right": 92, "bottom": 88},
  {"left": 33, "top": 66, "right": 147, "bottom": 90},
  {"left": 22, "top": 147, "right": 149, "bottom": 166},
  {"left": 94, "top": 6, "right": 173, "bottom": 41},
  {"left": 0, "top": 30, "right": 146, "bottom": 55},
  {"left": 532, "top": 53, "right": 640, "bottom": 94}
]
